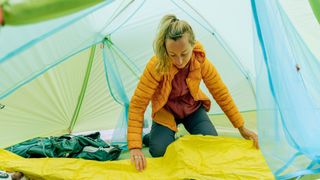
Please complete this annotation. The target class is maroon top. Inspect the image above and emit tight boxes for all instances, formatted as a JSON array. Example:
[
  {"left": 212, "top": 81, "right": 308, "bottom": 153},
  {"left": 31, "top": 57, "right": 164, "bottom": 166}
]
[{"left": 165, "top": 63, "right": 201, "bottom": 119}]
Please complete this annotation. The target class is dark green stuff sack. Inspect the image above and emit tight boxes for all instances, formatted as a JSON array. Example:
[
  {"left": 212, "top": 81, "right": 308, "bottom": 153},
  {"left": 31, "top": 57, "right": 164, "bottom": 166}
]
[
  {"left": 75, "top": 146, "right": 121, "bottom": 161},
  {"left": 5, "top": 132, "right": 122, "bottom": 161}
]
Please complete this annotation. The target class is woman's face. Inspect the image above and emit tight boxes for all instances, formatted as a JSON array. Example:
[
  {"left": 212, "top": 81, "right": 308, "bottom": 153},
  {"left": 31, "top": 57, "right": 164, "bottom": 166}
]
[{"left": 165, "top": 34, "right": 193, "bottom": 69}]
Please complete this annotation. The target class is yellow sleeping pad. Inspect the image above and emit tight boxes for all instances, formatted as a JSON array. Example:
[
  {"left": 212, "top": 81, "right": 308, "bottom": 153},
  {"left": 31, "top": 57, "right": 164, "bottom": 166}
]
[{"left": 0, "top": 135, "right": 274, "bottom": 179}]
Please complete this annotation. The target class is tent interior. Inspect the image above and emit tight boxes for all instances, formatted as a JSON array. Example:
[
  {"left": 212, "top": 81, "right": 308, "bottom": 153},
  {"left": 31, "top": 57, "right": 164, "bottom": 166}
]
[{"left": 0, "top": 0, "right": 320, "bottom": 179}]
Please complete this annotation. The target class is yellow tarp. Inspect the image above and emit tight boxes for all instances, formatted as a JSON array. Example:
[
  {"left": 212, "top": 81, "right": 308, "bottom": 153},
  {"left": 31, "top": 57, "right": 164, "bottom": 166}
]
[{"left": 0, "top": 135, "right": 274, "bottom": 179}]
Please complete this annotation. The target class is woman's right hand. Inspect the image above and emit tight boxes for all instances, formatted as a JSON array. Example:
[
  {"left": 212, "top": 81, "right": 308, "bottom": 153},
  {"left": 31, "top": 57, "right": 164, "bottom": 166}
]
[{"left": 130, "top": 148, "right": 147, "bottom": 171}]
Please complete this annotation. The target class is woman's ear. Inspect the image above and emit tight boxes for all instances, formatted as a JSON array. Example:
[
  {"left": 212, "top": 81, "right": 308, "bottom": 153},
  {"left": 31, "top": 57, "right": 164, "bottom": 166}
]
[
  {"left": 191, "top": 39, "right": 196, "bottom": 48},
  {"left": 191, "top": 42, "right": 196, "bottom": 50}
]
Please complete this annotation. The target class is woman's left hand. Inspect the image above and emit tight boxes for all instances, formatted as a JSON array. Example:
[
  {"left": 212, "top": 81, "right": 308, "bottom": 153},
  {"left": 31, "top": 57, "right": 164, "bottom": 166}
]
[{"left": 238, "top": 126, "right": 259, "bottom": 149}]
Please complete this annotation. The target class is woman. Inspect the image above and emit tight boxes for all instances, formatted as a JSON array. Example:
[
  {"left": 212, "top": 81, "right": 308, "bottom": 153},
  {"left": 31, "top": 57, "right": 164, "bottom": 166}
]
[{"left": 127, "top": 14, "right": 258, "bottom": 171}]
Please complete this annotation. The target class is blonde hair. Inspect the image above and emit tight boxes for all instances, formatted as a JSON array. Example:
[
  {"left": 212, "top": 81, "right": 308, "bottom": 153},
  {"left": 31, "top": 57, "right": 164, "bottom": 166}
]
[{"left": 153, "top": 14, "right": 196, "bottom": 73}]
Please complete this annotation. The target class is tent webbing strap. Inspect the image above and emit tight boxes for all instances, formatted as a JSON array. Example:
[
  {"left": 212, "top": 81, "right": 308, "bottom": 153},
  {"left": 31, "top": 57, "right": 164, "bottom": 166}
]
[{"left": 68, "top": 45, "right": 96, "bottom": 132}]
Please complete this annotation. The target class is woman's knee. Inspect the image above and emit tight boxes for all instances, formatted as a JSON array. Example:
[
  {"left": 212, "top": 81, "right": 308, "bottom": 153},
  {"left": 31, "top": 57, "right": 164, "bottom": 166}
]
[
  {"left": 148, "top": 122, "right": 175, "bottom": 157},
  {"left": 149, "top": 143, "right": 168, "bottom": 157}
]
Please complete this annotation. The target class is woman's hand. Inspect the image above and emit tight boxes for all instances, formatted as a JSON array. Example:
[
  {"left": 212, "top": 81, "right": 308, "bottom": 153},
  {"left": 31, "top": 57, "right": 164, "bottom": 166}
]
[
  {"left": 238, "top": 126, "right": 259, "bottom": 149},
  {"left": 130, "top": 148, "right": 147, "bottom": 171}
]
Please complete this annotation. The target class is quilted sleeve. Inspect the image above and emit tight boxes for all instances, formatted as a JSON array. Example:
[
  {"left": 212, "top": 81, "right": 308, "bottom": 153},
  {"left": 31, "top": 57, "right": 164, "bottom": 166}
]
[
  {"left": 201, "top": 59, "right": 244, "bottom": 128},
  {"left": 127, "top": 58, "right": 160, "bottom": 149}
]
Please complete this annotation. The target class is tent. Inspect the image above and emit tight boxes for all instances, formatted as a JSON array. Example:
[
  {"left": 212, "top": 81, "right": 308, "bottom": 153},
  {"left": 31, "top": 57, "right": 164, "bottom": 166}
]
[{"left": 0, "top": 0, "right": 319, "bottom": 179}]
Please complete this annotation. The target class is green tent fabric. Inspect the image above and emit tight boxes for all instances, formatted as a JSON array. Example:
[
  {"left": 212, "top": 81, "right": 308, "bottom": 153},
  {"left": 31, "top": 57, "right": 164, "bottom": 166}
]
[
  {"left": 0, "top": 0, "right": 107, "bottom": 25},
  {"left": 309, "top": 0, "right": 320, "bottom": 24}
]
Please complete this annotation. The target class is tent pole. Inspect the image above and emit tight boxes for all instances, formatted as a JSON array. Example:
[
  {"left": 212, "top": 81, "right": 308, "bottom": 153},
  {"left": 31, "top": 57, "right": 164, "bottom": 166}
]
[{"left": 68, "top": 45, "right": 96, "bottom": 133}]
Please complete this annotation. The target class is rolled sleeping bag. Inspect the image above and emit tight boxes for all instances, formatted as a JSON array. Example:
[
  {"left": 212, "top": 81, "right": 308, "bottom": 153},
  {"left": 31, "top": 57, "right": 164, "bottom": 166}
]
[
  {"left": 0, "top": 0, "right": 105, "bottom": 26},
  {"left": 309, "top": 0, "right": 320, "bottom": 24}
]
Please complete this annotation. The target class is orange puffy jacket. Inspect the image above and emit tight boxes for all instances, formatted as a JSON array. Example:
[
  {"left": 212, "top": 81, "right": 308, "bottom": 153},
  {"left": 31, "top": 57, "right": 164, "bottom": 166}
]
[{"left": 127, "top": 42, "right": 244, "bottom": 149}]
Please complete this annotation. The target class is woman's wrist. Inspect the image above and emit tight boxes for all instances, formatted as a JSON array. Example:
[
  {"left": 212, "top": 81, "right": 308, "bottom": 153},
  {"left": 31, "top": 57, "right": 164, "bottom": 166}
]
[
  {"left": 238, "top": 125, "right": 245, "bottom": 131},
  {"left": 130, "top": 148, "right": 142, "bottom": 151}
]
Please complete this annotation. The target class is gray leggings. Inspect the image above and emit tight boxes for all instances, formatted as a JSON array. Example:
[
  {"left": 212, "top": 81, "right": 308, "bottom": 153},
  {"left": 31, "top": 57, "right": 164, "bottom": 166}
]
[{"left": 148, "top": 106, "right": 218, "bottom": 157}]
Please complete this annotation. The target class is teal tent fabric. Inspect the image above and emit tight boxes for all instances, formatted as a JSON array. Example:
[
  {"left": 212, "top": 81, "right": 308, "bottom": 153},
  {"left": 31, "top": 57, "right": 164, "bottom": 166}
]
[
  {"left": 102, "top": 39, "right": 130, "bottom": 146},
  {"left": 251, "top": 0, "right": 320, "bottom": 179},
  {"left": 102, "top": 38, "right": 149, "bottom": 148}
]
